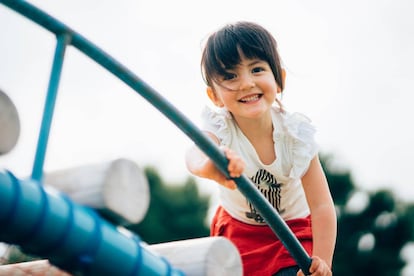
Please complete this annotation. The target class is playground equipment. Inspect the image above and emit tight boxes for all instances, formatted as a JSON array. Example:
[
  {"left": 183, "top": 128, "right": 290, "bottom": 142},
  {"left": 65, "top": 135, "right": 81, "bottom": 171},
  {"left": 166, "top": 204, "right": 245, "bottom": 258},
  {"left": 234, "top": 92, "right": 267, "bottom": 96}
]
[
  {"left": 0, "top": 90, "right": 20, "bottom": 155},
  {"left": 0, "top": 170, "right": 185, "bottom": 276},
  {"left": 0, "top": 0, "right": 312, "bottom": 275},
  {"left": 44, "top": 158, "right": 151, "bottom": 225}
]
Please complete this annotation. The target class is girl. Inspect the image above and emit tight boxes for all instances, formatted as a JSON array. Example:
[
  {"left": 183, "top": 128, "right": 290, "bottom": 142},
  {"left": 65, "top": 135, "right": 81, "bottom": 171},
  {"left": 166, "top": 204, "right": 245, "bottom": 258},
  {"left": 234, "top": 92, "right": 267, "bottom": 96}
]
[{"left": 185, "top": 21, "right": 336, "bottom": 276}]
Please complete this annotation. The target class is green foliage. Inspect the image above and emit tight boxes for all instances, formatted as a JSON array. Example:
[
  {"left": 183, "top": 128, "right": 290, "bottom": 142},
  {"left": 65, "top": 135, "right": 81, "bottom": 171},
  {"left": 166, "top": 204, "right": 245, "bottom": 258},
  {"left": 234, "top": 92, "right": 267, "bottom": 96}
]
[
  {"left": 127, "top": 166, "right": 210, "bottom": 244},
  {"left": 321, "top": 155, "right": 414, "bottom": 275},
  {"left": 320, "top": 153, "right": 355, "bottom": 206}
]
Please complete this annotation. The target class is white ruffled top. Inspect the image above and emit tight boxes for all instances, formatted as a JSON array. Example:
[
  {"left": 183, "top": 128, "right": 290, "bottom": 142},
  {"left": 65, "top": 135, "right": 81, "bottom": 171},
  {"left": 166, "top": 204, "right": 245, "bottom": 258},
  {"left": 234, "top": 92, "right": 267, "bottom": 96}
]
[{"left": 202, "top": 105, "right": 318, "bottom": 225}]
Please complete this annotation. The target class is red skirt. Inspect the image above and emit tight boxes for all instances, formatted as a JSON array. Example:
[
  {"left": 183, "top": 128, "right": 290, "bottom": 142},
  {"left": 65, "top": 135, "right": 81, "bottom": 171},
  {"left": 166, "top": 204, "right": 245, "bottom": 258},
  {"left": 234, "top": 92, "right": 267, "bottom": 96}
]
[{"left": 211, "top": 206, "right": 313, "bottom": 276}]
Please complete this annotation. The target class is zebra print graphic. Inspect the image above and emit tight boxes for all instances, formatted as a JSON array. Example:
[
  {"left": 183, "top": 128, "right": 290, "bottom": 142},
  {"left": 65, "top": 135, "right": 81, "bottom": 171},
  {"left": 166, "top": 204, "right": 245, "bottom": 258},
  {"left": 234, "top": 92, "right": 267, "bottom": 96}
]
[{"left": 245, "top": 169, "right": 284, "bottom": 223}]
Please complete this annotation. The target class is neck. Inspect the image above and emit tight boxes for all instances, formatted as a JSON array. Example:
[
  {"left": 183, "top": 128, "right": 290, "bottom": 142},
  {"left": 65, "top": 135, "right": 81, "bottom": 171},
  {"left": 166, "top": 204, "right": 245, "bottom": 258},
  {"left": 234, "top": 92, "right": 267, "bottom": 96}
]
[
  {"left": 232, "top": 111, "right": 276, "bottom": 165},
  {"left": 233, "top": 112, "right": 273, "bottom": 141}
]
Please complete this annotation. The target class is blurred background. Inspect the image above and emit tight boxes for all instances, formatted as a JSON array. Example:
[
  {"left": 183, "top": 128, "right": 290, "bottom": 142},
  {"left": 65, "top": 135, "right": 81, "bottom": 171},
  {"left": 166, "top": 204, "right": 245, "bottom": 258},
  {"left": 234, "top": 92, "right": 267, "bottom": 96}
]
[{"left": 1, "top": 0, "right": 414, "bottom": 275}]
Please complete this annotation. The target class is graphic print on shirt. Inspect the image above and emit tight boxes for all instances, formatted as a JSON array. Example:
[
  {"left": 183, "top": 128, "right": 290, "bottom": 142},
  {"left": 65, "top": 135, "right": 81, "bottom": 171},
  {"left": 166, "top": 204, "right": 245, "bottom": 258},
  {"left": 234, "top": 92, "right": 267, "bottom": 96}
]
[{"left": 245, "top": 169, "right": 285, "bottom": 223}]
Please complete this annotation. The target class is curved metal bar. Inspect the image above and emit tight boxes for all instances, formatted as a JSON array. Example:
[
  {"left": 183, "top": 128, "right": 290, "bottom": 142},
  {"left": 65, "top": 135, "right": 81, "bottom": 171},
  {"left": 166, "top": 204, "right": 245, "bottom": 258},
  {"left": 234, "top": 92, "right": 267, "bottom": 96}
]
[{"left": 0, "top": 0, "right": 312, "bottom": 274}]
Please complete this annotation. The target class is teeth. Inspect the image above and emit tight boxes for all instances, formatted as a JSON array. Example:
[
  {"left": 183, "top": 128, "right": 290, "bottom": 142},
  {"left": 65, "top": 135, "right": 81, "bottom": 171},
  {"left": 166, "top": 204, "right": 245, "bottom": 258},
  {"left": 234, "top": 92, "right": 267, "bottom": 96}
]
[{"left": 240, "top": 95, "right": 259, "bottom": 102}]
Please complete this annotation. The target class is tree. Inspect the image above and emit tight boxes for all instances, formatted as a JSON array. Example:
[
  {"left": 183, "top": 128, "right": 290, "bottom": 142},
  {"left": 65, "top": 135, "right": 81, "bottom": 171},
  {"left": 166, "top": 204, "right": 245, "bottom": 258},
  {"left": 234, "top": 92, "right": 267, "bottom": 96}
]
[
  {"left": 321, "top": 154, "right": 414, "bottom": 275},
  {"left": 128, "top": 166, "right": 210, "bottom": 244}
]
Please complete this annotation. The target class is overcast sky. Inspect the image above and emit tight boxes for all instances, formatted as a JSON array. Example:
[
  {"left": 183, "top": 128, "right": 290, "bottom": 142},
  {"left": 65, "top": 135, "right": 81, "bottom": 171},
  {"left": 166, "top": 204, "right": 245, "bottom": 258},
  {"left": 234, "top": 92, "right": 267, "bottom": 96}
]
[{"left": 1, "top": 0, "right": 414, "bottom": 204}]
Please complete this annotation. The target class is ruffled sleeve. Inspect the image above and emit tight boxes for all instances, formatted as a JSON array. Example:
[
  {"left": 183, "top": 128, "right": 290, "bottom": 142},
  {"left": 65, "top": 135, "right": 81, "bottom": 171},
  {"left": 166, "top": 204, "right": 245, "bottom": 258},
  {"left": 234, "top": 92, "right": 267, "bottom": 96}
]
[
  {"left": 201, "top": 106, "right": 233, "bottom": 146},
  {"left": 283, "top": 112, "right": 319, "bottom": 178}
]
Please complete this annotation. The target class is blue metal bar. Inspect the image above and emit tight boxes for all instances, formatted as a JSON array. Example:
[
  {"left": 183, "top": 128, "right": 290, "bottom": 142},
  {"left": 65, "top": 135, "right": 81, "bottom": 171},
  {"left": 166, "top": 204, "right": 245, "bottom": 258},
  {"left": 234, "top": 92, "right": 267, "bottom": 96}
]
[
  {"left": 31, "top": 34, "right": 70, "bottom": 181},
  {"left": 0, "top": 0, "right": 312, "bottom": 274},
  {"left": 0, "top": 170, "right": 184, "bottom": 276}
]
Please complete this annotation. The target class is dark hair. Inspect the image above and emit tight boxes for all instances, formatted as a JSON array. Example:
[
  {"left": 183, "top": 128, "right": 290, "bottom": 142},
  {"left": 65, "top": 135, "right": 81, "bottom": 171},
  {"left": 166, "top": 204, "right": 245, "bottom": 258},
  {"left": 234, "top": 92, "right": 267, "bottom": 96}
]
[{"left": 201, "top": 21, "right": 284, "bottom": 91}]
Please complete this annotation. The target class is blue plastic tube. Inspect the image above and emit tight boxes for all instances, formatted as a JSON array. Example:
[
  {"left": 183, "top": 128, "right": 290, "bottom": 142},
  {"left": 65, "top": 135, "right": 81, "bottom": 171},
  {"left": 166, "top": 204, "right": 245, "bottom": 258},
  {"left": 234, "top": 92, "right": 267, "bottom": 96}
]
[{"left": 0, "top": 170, "right": 184, "bottom": 276}]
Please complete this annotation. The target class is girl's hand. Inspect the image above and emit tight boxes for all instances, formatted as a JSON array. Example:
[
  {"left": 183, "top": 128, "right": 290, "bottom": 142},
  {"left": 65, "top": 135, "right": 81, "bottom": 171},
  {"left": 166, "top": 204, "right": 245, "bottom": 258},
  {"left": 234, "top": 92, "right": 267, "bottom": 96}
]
[
  {"left": 185, "top": 140, "right": 245, "bottom": 189},
  {"left": 297, "top": 256, "right": 332, "bottom": 276},
  {"left": 222, "top": 147, "right": 245, "bottom": 189},
  {"left": 205, "top": 147, "right": 245, "bottom": 190}
]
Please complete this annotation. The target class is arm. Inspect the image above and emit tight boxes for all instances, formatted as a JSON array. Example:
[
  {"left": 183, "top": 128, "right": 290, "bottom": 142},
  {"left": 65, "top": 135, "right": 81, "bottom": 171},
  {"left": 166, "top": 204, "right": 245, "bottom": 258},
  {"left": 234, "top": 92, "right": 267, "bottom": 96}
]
[
  {"left": 300, "top": 155, "right": 337, "bottom": 276},
  {"left": 185, "top": 132, "right": 245, "bottom": 190}
]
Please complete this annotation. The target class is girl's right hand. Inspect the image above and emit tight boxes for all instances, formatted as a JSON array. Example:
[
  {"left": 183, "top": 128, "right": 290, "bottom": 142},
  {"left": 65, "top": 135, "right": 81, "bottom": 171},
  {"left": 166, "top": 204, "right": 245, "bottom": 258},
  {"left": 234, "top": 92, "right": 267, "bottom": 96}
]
[
  {"left": 220, "top": 147, "right": 245, "bottom": 189},
  {"left": 185, "top": 140, "right": 245, "bottom": 189},
  {"left": 198, "top": 147, "right": 245, "bottom": 190}
]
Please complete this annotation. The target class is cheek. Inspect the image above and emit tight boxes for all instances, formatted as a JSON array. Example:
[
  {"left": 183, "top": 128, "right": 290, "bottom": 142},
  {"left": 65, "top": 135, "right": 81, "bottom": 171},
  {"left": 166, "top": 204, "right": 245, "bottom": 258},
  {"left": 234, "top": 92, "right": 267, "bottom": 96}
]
[
  {"left": 211, "top": 90, "right": 228, "bottom": 107},
  {"left": 220, "top": 92, "right": 232, "bottom": 101},
  {"left": 263, "top": 78, "right": 279, "bottom": 94},
  {"left": 213, "top": 87, "right": 230, "bottom": 102},
  {"left": 260, "top": 81, "right": 276, "bottom": 93}
]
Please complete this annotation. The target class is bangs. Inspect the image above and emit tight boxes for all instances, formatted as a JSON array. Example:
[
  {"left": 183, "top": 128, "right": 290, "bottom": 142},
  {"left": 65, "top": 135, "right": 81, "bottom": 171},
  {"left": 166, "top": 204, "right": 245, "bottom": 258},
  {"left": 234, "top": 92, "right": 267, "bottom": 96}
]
[
  {"left": 203, "top": 25, "right": 267, "bottom": 83},
  {"left": 201, "top": 21, "right": 282, "bottom": 89}
]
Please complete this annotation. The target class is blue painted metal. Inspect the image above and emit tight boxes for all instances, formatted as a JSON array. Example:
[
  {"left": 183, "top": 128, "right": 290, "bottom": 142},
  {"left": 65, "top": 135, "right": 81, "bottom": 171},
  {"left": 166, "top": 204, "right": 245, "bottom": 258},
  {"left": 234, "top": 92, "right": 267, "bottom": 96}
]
[
  {"left": 0, "top": 170, "right": 184, "bottom": 276},
  {"left": 0, "top": 0, "right": 312, "bottom": 274},
  {"left": 32, "top": 34, "right": 70, "bottom": 182}
]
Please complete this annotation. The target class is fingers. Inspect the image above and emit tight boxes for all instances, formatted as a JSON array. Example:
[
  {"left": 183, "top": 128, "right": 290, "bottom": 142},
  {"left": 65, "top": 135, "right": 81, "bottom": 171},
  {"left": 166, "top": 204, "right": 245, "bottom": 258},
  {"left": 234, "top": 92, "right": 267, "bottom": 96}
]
[
  {"left": 212, "top": 147, "right": 244, "bottom": 190},
  {"left": 201, "top": 147, "right": 245, "bottom": 190},
  {"left": 303, "top": 257, "right": 331, "bottom": 276},
  {"left": 223, "top": 179, "right": 237, "bottom": 190},
  {"left": 224, "top": 148, "right": 245, "bottom": 178}
]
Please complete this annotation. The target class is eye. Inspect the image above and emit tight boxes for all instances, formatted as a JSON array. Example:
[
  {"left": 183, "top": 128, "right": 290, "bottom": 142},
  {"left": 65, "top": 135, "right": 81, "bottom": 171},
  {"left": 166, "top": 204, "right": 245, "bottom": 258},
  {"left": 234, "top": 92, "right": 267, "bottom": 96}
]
[
  {"left": 252, "top": 66, "right": 265, "bottom": 73},
  {"left": 222, "top": 72, "right": 237, "bottom": 81}
]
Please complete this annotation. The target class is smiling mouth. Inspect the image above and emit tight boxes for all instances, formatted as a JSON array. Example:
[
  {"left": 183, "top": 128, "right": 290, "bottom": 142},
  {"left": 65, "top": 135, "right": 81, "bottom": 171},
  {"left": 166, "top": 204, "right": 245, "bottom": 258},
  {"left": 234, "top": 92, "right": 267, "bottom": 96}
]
[{"left": 239, "top": 94, "right": 262, "bottom": 103}]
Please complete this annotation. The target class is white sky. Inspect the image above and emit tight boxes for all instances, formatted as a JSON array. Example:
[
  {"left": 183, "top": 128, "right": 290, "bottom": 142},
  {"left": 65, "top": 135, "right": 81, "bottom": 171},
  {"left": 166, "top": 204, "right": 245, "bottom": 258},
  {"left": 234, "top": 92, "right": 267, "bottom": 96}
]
[{"left": 1, "top": 0, "right": 414, "bottom": 203}]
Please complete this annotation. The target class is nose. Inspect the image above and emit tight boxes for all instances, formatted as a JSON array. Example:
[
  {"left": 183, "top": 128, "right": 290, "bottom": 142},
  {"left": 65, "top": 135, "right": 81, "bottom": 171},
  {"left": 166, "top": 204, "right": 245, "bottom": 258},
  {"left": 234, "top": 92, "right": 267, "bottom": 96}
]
[{"left": 238, "top": 73, "right": 255, "bottom": 91}]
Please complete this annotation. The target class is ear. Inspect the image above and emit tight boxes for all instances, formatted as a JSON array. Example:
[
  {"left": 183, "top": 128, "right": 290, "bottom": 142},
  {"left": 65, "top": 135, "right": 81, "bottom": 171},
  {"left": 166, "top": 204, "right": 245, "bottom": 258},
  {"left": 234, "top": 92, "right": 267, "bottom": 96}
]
[
  {"left": 277, "top": 68, "right": 286, "bottom": 93},
  {"left": 206, "top": 86, "right": 224, "bottom": 107}
]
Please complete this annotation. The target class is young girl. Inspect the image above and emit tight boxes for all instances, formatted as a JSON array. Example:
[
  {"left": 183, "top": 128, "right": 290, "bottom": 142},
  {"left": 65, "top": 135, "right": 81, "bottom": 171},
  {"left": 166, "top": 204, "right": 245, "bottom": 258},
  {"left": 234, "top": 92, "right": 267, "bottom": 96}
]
[{"left": 185, "top": 21, "right": 336, "bottom": 276}]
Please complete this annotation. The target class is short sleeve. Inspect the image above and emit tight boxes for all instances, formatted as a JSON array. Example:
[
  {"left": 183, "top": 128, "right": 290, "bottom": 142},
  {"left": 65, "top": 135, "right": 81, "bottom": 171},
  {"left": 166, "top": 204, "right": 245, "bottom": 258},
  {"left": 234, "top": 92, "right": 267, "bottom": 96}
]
[
  {"left": 283, "top": 112, "right": 319, "bottom": 178},
  {"left": 201, "top": 106, "right": 233, "bottom": 146}
]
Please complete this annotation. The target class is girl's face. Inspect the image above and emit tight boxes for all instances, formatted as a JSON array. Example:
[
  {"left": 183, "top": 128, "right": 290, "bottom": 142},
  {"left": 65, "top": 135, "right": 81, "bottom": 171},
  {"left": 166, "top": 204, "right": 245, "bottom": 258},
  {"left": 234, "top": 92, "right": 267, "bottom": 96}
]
[{"left": 207, "top": 55, "right": 280, "bottom": 120}]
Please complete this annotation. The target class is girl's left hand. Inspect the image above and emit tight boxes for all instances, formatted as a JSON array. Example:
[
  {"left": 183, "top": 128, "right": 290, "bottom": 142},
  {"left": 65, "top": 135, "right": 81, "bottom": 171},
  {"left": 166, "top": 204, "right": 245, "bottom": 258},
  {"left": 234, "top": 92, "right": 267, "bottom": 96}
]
[{"left": 297, "top": 256, "right": 332, "bottom": 276}]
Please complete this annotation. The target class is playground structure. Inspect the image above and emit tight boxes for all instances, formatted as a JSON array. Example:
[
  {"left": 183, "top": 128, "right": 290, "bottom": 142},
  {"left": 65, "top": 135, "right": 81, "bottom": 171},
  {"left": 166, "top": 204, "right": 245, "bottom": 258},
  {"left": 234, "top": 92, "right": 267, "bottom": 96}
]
[{"left": 0, "top": 1, "right": 313, "bottom": 275}]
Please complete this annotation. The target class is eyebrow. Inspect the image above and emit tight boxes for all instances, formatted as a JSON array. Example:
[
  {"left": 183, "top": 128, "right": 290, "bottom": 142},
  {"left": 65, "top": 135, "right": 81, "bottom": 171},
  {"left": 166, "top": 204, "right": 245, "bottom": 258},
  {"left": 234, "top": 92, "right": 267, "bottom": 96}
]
[{"left": 238, "top": 59, "right": 264, "bottom": 68}]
